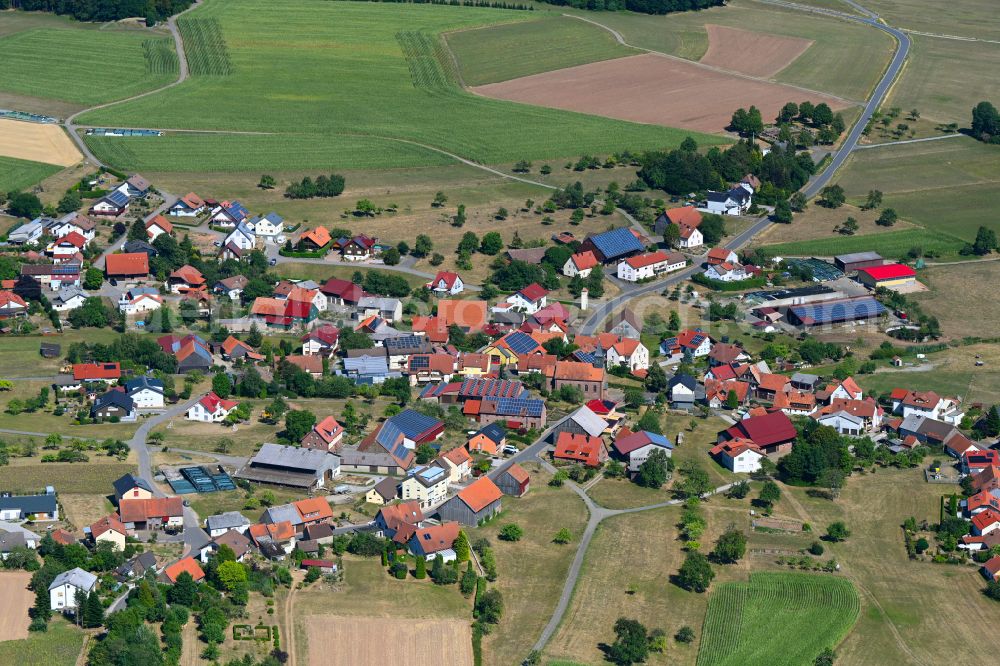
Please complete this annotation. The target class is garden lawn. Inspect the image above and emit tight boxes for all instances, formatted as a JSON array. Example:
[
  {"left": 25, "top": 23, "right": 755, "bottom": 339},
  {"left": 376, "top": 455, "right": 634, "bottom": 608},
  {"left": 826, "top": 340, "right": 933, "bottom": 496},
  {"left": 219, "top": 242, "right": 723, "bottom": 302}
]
[
  {"left": 0, "top": 460, "right": 136, "bottom": 495},
  {"left": 0, "top": 617, "right": 85, "bottom": 666},
  {"left": 0, "top": 156, "right": 62, "bottom": 194},
  {"left": 696, "top": 572, "right": 859, "bottom": 666},
  {"left": 0, "top": 20, "right": 177, "bottom": 106},
  {"left": 475, "top": 464, "right": 589, "bottom": 666},
  {"left": 447, "top": 15, "right": 636, "bottom": 86},
  {"left": 79, "top": 0, "right": 720, "bottom": 172}
]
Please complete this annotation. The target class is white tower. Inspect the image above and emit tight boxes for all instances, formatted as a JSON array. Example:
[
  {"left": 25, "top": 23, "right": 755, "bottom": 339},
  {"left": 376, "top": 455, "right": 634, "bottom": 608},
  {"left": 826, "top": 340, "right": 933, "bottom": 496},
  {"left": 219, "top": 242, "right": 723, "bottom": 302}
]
[{"left": 580, "top": 287, "right": 589, "bottom": 311}]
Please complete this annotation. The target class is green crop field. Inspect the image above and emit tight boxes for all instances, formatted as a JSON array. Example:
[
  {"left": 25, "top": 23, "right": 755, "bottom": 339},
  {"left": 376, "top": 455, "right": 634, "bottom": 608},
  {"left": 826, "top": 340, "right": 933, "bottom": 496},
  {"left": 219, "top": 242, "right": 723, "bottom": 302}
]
[
  {"left": 861, "top": 0, "right": 999, "bottom": 41},
  {"left": 759, "top": 227, "right": 966, "bottom": 260},
  {"left": 0, "top": 22, "right": 177, "bottom": 106},
  {"left": 0, "top": 156, "right": 61, "bottom": 193},
  {"left": 556, "top": 0, "right": 894, "bottom": 101},
  {"left": 697, "top": 573, "right": 860, "bottom": 666},
  {"left": 446, "top": 15, "right": 636, "bottom": 86},
  {"left": 79, "top": 0, "right": 721, "bottom": 172}
]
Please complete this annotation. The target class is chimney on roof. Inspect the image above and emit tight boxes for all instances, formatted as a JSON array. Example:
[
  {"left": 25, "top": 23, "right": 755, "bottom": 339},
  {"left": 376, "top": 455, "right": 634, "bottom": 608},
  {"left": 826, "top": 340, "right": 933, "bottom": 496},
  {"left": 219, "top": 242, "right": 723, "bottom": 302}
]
[{"left": 580, "top": 287, "right": 588, "bottom": 311}]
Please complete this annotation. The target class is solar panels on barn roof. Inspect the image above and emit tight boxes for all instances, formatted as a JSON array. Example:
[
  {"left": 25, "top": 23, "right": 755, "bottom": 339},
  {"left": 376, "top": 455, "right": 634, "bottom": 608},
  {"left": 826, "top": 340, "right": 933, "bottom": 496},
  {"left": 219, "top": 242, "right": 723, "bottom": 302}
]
[
  {"left": 389, "top": 409, "right": 443, "bottom": 438},
  {"left": 460, "top": 378, "right": 524, "bottom": 400},
  {"left": 504, "top": 331, "right": 538, "bottom": 355},
  {"left": 587, "top": 227, "right": 644, "bottom": 261},
  {"left": 495, "top": 398, "right": 544, "bottom": 417}
]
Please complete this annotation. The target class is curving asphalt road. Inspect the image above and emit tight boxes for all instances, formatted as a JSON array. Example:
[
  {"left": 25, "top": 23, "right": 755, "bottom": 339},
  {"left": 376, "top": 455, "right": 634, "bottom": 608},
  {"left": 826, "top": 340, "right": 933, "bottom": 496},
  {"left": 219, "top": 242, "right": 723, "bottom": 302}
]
[{"left": 577, "top": 0, "right": 910, "bottom": 335}]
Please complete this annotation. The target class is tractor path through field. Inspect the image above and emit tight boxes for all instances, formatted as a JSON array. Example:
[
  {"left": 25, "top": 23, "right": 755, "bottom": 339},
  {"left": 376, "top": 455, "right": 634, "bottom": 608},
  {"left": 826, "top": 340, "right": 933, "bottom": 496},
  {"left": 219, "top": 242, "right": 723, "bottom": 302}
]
[
  {"left": 528, "top": 449, "right": 738, "bottom": 653},
  {"left": 561, "top": 13, "right": 862, "bottom": 106},
  {"left": 284, "top": 572, "right": 303, "bottom": 666},
  {"left": 63, "top": 0, "right": 202, "bottom": 168},
  {"left": 848, "top": 576, "right": 930, "bottom": 666},
  {"left": 74, "top": 634, "right": 92, "bottom": 666},
  {"left": 856, "top": 133, "right": 966, "bottom": 149}
]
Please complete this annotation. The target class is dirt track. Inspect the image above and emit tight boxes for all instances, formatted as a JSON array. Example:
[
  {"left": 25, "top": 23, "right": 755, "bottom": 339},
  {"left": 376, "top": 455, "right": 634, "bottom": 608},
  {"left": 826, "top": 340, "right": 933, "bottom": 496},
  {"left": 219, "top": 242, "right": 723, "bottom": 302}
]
[
  {"left": 701, "top": 24, "right": 814, "bottom": 78},
  {"left": 305, "top": 616, "right": 472, "bottom": 666},
  {"left": 0, "top": 571, "right": 34, "bottom": 641},
  {"left": 473, "top": 53, "right": 849, "bottom": 134},
  {"left": 0, "top": 118, "right": 82, "bottom": 166}
]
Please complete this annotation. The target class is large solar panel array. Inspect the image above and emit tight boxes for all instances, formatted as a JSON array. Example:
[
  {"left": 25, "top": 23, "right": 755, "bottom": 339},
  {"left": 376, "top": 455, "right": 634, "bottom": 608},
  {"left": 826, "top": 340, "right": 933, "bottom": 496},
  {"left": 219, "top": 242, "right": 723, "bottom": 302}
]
[
  {"left": 389, "top": 409, "right": 442, "bottom": 439},
  {"left": 460, "top": 378, "right": 524, "bottom": 400},
  {"left": 496, "top": 398, "right": 544, "bottom": 418},
  {"left": 788, "top": 297, "right": 886, "bottom": 326},
  {"left": 384, "top": 334, "right": 425, "bottom": 350},
  {"left": 786, "top": 258, "right": 844, "bottom": 282},
  {"left": 589, "top": 227, "right": 644, "bottom": 260},
  {"left": 502, "top": 331, "right": 539, "bottom": 355}
]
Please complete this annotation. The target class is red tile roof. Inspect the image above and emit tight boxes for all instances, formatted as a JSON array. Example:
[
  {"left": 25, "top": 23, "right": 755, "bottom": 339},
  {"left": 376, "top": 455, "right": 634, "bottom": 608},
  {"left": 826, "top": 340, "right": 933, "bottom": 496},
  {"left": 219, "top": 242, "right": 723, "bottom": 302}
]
[
  {"left": 972, "top": 508, "right": 1000, "bottom": 532},
  {"left": 410, "top": 522, "right": 460, "bottom": 554},
  {"left": 554, "top": 361, "right": 605, "bottom": 383},
  {"left": 73, "top": 362, "right": 121, "bottom": 381},
  {"left": 169, "top": 265, "right": 205, "bottom": 286},
  {"left": 858, "top": 263, "right": 916, "bottom": 281},
  {"left": 119, "top": 497, "right": 183, "bottom": 523},
  {"left": 666, "top": 207, "right": 702, "bottom": 227},
  {"left": 105, "top": 252, "right": 149, "bottom": 276},
  {"left": 0, "top": 291, "right": 27, "bottom": 309},
  {"left": 198, "top": 391, "right": 238, "bottom": 413},
  {"left": 147, "top": 215, "right": 173, "bottom": 234},
  {"left": 55, "top": 231, "right": 87, "bottom": 248},
  {"left": 517, "top": 283, "right": 548, "bottom": 302},
  {"left": 625, "top": 251, "right": 670, "bottom": 269},
  {"left": 725, "top": 411, "right": 797, "bottom": 448},
  {"left": 293, "top": 497, "right": 333, "bottom": 523},
  {"left": 164, "top": 557, "right": 205, "bottom": 583},
  {"left": 570, "top": 251, "right": 599, "bottom": 271},
  {"left": 90, "top": 513, "right": 126, "bottom": 539},
  {"left": 504, "top": 462, "right": 530, "bottom": 484},
  {"left": 429, "top": 271, "right": 461, "bottom": 290},
  {"left": 300, "top": 226, "right": 331, "bottom": 248},
  {"left": 457, "top": 477, "right": 504, "bottom": 512},
  {"left": 554, "top": 432, "right": 606, "bottom": 467}
]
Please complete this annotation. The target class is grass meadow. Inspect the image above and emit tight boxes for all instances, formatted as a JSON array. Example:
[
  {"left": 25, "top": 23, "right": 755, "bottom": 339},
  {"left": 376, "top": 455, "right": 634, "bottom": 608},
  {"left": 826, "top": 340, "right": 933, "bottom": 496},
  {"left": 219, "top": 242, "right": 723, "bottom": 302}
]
[
  {"left": 696, "top": 573, "right": 860, "bottom": 666},
  {"left": 0, "top": 156, "right": 62, "bottom": 193},
  {"left": 554, "top": 0, "right": 894, "bottom": 101},
  {"left": 0, "top": 15, "right": 177, "bottom": 106},
  {"left": 446, "top": 15, "right": 636, "bottom": 86},
  {"left": 0, "top": 617, "right": 84, "bottom": 666},
  {"left": 861, "top": 0, "right": 999, "bottom": 41},
  {"left": 79, "top": 0, "right": 721, "bottom": 172},
  {"left": 757, "top": 227, "right": 966, "bottom": 261}
]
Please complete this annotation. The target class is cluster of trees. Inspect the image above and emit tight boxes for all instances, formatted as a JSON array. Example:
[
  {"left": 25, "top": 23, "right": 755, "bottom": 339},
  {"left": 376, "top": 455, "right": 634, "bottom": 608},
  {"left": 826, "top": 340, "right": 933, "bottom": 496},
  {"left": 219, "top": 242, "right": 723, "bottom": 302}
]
[
  {"left": 638, "top": 138, "right": 814, "bottom": 204},
  {"left": 284, "top": 173, "right": 345, "bottom": 199},
  {"left": 773, "top": 101, "right": 846, "bottom": 146},
  {"left": 729, "top": 106, "right": 764, "bottom": 137},
  {"left": 778, "top": 422, "right": 851, "bottom": 485},
  {"left": 972, "top": 101, "right": 1000, "bottom": 144},
  {"left": 537, "top": 0, "right": 724, "bottom": 15},
  {"left": 491, "top": 259, "right": 560, "bottom": 292},
  {"left": 960, "top": 225, "right": 999, "bottom": 256},
  {"left": 605, "top": 617, "right": 668, "bottom": 665},
  {"left": 0, "top": 0, "right": 194, "bottom": 23}
]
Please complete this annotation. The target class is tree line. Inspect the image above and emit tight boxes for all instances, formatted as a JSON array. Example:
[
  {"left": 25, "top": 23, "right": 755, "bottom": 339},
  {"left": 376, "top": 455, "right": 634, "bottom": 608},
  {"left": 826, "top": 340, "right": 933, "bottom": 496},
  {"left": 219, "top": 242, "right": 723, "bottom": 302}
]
[
  {"left": 2, "top": 0, "right": 194, "bottom": 22},
  {"left": 535, "top": 0, "right": 723, "bottom": 16}
]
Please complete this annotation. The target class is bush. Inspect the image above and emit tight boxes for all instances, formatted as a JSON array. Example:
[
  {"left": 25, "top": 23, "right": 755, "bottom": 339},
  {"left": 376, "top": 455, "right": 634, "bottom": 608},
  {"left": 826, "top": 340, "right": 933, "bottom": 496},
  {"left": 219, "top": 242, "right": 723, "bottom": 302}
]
[
  {"left": 809, "top": 541, "right": 825, "bottom": 556},
  {"left": 499, "top": 524, "right": 523, "bottom": 542}
]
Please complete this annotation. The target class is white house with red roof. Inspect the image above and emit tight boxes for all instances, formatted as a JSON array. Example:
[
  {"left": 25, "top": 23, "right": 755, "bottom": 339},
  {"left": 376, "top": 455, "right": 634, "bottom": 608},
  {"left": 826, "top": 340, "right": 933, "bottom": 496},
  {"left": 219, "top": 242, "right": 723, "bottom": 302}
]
[
  {"left": 506, "top": 283, "right": 548, "bottom": 314},
  {"left": 301, "top": 324, "right": 339, "bottom": 356},
  {"left": 617, "top": 250, "right": 686, "bottom": 282},
  {"left": 0, "top": 291, "right": 28, "bottom": 319},
  {"left": 704, "top": 261, "right": 750, "bottom": 282},
  {"left": 168, "top": 192, "right": 206, "bottom": 218},
  {"left": 301, "top": 416, "right": 345, "bottom": 452},
  {"left": 971, "top": 508, "right": 1000, "bottom": 536},
  {"left": 606, "top": 337, "right": 649, "bottom": 372},
  {"left": 890, "top": 389, "right": 964, "bottom": 425},
  {"left": 47, "top": 231, "right": 89, "bottom": 260},
  {"left": 562, "top": 251, "right": 598, "bottom": 278},
  {"left": 146, "top": 215, "right": 173, "bottom": 240},
  {"left": 167, "top": 265, "right": 206, "bottom": 294},
  {"left": 187, "top": 392, "right": 239, "bottom": 422},
  {"left": 613, "top": 428, "right": 673, "bottom": 473},
  {"left": 710, "top": 438, "right": 764, "bottom": 473},
  {"left": 661, "top": 329, "right": 713, "bottom": 359},
  {"left": 706, "top": 248, "right": 738, "bottom": 266},
  {"left": 426, "top": 271, "right": 464, "bottom": 295}
]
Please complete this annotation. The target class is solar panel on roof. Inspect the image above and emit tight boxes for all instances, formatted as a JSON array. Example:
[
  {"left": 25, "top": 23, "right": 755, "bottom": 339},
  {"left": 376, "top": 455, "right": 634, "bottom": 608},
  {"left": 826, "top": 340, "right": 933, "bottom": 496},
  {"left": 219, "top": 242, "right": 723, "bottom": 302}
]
[
  {"left": 410, "top": 356, "right": 430, "bottom": 369},
  {"left": 496, "top": 398, "right": 544, "bottom": 417},
  {"left": 390, "top": 409, "right": 442, "bottom": 438},
  {"left": 504, "top": 332, "right": 538, "bottom": 355},
  {"left": 589, "top": 227, "right": 644, "bottom": 260}
]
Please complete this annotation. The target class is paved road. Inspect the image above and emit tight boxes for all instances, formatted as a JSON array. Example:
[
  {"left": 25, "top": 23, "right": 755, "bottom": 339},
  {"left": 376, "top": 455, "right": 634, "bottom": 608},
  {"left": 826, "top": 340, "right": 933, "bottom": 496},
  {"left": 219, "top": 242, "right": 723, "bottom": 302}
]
[
  {"left": 578, "top": 212, "right": 773, "bottom": 335},
  {"left": 755, "top": 0, "right": 911, "bottom": 199},
  {"left": 128, "top": 397, "right": 211, "bottom": 552}
]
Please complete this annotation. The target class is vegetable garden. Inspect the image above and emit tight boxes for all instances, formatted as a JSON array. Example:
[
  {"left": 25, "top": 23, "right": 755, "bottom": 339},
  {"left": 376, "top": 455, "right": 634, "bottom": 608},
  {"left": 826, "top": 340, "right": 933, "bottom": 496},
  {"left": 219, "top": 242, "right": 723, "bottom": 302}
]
[{"left": 696, "top": 572, "right": 860, "bottom": 666}]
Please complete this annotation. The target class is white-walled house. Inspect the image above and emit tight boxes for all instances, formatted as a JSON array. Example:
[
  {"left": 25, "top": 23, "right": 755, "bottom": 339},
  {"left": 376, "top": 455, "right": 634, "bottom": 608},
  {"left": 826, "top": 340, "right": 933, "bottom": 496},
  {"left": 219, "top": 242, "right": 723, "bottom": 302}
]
[
  {"left": 118, "top": 288, "right": 162, "bottom": 315},
  {"left": 426, "top": 271, "right": 464, "bottom": 295},
  {"left": 613, "top": 430, "right": 674, "bottom": 473},
  {"left": 505, "top": 283, "right": 548, "bottom": 314},
  {"left": 248, "top": 212, "right": 284, "bottom": 240},
  {"left": 187, "top": 392, "right": 239, "bottom": 422},
  {"left": 49, "top": 568, "right": 97, "bottom": 612},
  {"left": 617, "top": 251, "right": 686, "bottom": 282},
  {"left": 705, "top": 187, "right": 751, "bottom": 216},
  {"left": 710, "top": 439, "right": 763, "bottom": 473},
  {"left": 606, "top": 338, "right": 649, "bottom": 372},
  {"left": 563, "top": 251, "right": 598, "bottom": 278},
  {"left": 125, "top": 376, "right": 165, "bottom": 410},
  {"left": 704, "top": 262, "right": 750, "bottom": 282}
]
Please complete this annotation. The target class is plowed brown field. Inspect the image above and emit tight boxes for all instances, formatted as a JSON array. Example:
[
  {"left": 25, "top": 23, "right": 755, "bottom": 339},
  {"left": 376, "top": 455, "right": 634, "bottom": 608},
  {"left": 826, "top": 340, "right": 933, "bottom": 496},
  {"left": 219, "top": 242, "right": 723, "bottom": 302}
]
[
  {"left": 701, "top": 24, "right": 813, "bottom": 77},
  {"left": 473, "top": 53, "right": 850, "bottom": 134}
]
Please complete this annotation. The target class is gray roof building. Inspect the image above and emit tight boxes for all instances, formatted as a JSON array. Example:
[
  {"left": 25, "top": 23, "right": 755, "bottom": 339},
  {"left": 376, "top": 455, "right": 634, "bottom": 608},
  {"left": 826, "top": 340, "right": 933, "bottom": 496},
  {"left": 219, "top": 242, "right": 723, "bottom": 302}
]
[
  {"left": 49, "top": 567, "right": 98, "bottom": 593},
  {"left": 205, "top": 511, "right": 251, "bottom": 534},
  {"left": 236, "top": 443, "right": 340, "bottom": 489}
]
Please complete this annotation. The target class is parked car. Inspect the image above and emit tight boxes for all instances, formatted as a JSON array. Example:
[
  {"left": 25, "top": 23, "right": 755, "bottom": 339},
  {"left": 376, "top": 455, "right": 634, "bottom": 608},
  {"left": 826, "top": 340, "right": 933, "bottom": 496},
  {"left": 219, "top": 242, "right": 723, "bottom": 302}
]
[{"left": 269, "top": 258, "right": 277, "bottom": 266}]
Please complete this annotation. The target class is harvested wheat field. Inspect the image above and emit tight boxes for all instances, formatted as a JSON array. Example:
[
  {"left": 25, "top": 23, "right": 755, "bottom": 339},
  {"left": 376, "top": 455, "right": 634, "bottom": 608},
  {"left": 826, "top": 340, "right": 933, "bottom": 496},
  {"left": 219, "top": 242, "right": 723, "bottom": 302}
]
[
  {"left": 0, "top": 572, "right": 34, "bottom": 641},
  {"left": 473, "top": 54, "right": 849, "bottom": 134},
  {"left": 0, "top": 119, "right": 81, "bottom": 166},
  {"left": 306, "top": 616, "right": 472, "bottom": 666},
  {"left": 700, "top": 25, "right": 813, "bottom": 78}
]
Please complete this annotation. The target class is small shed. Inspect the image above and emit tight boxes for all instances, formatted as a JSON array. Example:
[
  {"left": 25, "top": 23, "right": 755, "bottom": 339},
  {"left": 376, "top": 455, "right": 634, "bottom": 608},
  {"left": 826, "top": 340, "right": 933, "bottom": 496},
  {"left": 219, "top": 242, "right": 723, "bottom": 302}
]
[
  {"left": 301, "top": 559, "right": 337, "bottom": 574},
  {"left": 494, "top": 463, "right": 530, "bottom": 498}
]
